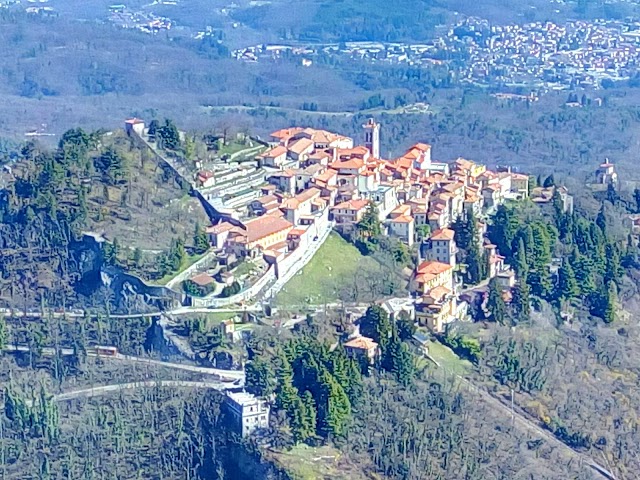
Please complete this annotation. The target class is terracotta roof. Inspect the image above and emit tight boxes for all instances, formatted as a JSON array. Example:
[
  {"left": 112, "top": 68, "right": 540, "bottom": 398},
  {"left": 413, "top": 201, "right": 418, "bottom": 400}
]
[
  {"left": 198, "top": 170, "right": 214, "bottom": 180},
  {"left": 430, "top": 228, "right": 455, "bottom": 241},
  {"left": 295, "top": 187, "right": 322, "bottom": 203},
  {"left": 330, "top": 158, "right": 364, "bottom": 170},
  {"left": 453, "top": 157, "right": 475, "bottom": 170},
  {"left": 288, "top": 138, "right": 314, "bottom": 155},
  {"left": 510, "top": 172, "right": 529, "bottom": 180},
  {"left": 190, "top": 273, "right": 214, "bottom": 287},
  {"left": 414, "top": 142, "right": 431, "bottom": 152},
  {"left": 288, "top": 228, "right": 307, "bottom": 238},
  {"left": 331, "top": 199, "right": 369, "bottom": 211},
  {"left": 344, "top": 336, "right": 378, "bottom": 351},
  {"left": 206, "top": 222, "right": 236, "bottom": 235},
  {"left": 390, "top": 215, "right": 414, "bottom": 224},
  {"left": 417, "top": 260, "right": 453, "bottom": 276},
  {"left": 280, "top": 198, "right": 300, "bottom": 210},
  {"left": 271, "top": 127, "right": 303, "bottom": 139},
  {"left": 425, "top": 286, "right": 451, "bottom": 302},
  {"left": 125, "top": 118, "right": 144, "bottom": 124},
  {"left": 242, "top": 215, "right": 293, "bottom": 243},
  {"left": 260, "top": 145, "right": 287, "bottom": 158}
]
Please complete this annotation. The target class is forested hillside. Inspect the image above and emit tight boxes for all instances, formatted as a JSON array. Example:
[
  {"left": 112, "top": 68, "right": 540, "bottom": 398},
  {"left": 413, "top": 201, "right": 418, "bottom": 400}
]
[{"left": 0, "top": 127, "right": 207, "bottom": 307}]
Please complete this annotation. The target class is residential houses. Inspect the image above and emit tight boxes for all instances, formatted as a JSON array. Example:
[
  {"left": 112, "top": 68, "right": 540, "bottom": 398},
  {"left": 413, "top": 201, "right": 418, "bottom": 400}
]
[{"left": 203, "top": 119, "right": 542, "bottom": 331}]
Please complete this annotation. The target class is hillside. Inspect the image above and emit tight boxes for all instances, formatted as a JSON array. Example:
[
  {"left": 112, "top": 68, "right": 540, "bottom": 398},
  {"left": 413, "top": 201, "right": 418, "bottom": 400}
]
[{"left": 0, "top": 127, "right": 209, "bottom": 307}]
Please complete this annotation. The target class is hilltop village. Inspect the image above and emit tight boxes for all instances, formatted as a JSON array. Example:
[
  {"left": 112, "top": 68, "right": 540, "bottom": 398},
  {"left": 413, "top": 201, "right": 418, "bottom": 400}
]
[{"left": 136, "top": 117, "right": 578, "bottom": 336}]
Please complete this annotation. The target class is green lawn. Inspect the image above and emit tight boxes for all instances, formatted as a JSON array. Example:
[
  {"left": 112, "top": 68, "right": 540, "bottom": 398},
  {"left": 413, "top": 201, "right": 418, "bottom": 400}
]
[
  {"left": 427, "top": 340, "right": 472, "bottom": 376},
  {"left": 275, "top": 233, "right": 378, "bottom": 307},
  {"left": 269, "top": 444, "right": 366, "bottom": 480}
]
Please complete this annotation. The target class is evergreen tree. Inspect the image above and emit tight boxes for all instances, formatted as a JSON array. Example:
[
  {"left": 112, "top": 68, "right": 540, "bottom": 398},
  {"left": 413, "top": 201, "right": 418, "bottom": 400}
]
[
  {"left": 316, "top": 371, "right": 351, "bottom": 439},
  {"left": 514, "top": 238, "right": 529, "bottom": 281},
  {"left": 596, "top": 204, "right": 607, "bottom": 235},
  {"left": 158, "top": 119, "right": 181, "bottom": 150},
  {"left": 543, "top": 174, "right": 555, "bottom": 188},
  {"left": 245, "top": 357, "right": 275, "bottom": 397},
  {"left": 396, "top": 311, "right": 416, "bottom": 341},
  {"left": 606, "top": 183, "right": 618, "bottom": 205},
  {"left": 487, "top": 278, "right": 507, "bottom": 324},
  {"left": 489, "top": 205, "right": 520, "bottom": 259},
  {"left": 557, "top": 260, "right": 579, "bottom": 300},
  {"left": 511, "top": 282, "right": 530, "bottom": 322},
  {"left": 466, "top": 245, "right": 485, "bottom": 284},
  {"left": 530, "top": 222, "right": 551, "bottom": 270},
  {"left": 356, "top": 201, "right": 382, "bottom": 241},
  {"left": 274, "top": 352, "right": 297, "bottom": 412},
  {"left": 604, "top": 243, "right": 623, "bottom": 284},
  {"left": 573, "top": 254, "right": 597, "bottom": 296},
  {"left": 382, "top": 329, "right": 416, "bottom": 387},
  {"left": 300, "top": 390, "right": 317, "bottom": 441},
  {"left": 148, "top": 119, "right": 159, "bottom": 138},
  {"left": 360, "top": 305, "right": 391, "bottom": 343},
  {"left": 184, "top": 135, "right": 196, "bottom": 161},
  {"left": 634, "top": 187, "right": 640, "bottom": 213},
  {"left": 528, "top": 268, "right": 553, "bottom": 299},
  {"left": 603, "top": 280, "right": 617, "bottom": 324},
  {"left": 193, "top": 222, "right": 210, "bottom": 254},
  {"left": 527, "top": 175, "right": 536, "bottom": 195}
]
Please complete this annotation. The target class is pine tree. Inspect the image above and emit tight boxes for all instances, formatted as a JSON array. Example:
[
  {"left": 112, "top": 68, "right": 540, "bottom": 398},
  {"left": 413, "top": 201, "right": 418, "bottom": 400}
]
[
  {"left": 360, "top": 305, "right": 391, "bottom": 343},
  {"left": 514, "top": 238, "right": 529, "bottom": 281},
  {"left": 530, "top": 222, "right": 551, "bottom": 270},
  {"left": 603, "top": 280, "right": 617, "bottom": 324},
  {"left": 511, "top": 282, "right": 530, "bottom": 321},
  {"left": 596, "top": 204, "right": 607, "bottom": 235},
  {"left": 487, "top": 278, "right": 507, "bottom": 324},
  {"left": 528, "top": 268, "right": 553, "bottom": 299},
  {"left": 573, "top": 254, "right": 596, "bottom": 296},
  {"left": 489, "top": 205, "right": 520, "bottom": 259},
  {"left": 245, "top": 357, "right": 275, "bottom": 397},
  {"left": 604, "top": 243, "right": 623, "bottom": 284},
  {"left": 558, "top": 260, "right": 579, "bottom": 300},
  {"left": 193, "top": 222, "right": 210, "bottom": 254},
  {"left": 466, "top": 244, "right": 485, "bottom": 284},
  {"left": 301, "top": 390, "right": 317, "bottom": 441},
  {"left": 316, "top": 371, "right": 351, "bottom": 439},
  {"left": 356, "top": 201, "right": 382, "bottom": 241},
  {"left": 396, "top": 311, "right": 416, "bottom": 341},
  {"left": 543, "top": 174, "right": 555, "bottom": 188}
]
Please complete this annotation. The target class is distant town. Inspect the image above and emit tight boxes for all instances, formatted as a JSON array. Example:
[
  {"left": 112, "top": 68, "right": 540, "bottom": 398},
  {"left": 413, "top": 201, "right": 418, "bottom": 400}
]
[
  {"left": 234, "top": 16, "right": 640, "bottom": 92},
  {"left": 121, "top": 114, "right": 607, "bottom": 337}
]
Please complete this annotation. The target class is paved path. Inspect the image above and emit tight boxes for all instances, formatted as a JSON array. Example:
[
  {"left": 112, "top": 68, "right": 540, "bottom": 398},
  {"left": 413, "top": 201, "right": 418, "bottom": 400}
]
[
  {"left": 4, "top": 345, "right": 245, "bottom": 382},
  {"left": 112, "top": 353, "right": 245, "bottom": 380},
  {"left": 51, "top": 380, "right": 235, "bottom": 403}
]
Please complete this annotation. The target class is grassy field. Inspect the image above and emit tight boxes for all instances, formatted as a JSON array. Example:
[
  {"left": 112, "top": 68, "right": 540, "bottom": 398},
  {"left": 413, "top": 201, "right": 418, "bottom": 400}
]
[
  {"left": 275, "top": 233, "right": 379, "bottom": 307},
  {"left": 269, "top": 444, "right": 368, "bottom": 480},
  {"left": 427, "top": 340, "right": 472, "bottom": 376}
]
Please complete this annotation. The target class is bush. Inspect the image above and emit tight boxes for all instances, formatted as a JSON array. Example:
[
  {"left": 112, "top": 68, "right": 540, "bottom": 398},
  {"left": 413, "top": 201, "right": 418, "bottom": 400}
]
[{"left": 220, "top": 281, "right": 241, "bottom": 298}]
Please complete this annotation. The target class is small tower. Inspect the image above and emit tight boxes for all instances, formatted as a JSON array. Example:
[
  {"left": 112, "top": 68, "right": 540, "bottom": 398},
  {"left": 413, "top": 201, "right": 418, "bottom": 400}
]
[{"left": 363, "top": 118, "right": 380, "bottom": 159}]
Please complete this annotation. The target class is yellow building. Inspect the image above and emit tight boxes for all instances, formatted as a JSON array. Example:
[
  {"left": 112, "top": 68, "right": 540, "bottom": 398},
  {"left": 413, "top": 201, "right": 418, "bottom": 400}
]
[{"left": 413, "top": 260, "right": 457, "bottom": 333}]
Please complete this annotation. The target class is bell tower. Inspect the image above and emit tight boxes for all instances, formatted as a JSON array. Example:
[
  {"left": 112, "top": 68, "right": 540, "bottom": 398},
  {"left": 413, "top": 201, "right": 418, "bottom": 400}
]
[{"left": 363, "top": 118, "right": 380, "bottom": 159}]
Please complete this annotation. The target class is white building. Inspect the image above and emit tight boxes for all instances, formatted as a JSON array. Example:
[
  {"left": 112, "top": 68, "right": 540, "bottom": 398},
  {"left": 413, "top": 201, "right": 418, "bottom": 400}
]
[
  {"left": 423, "top": 228, "right": 457, "bottom": 266},
  {"left": 225, "top": 391, "right": 270, "bottom": 437}
]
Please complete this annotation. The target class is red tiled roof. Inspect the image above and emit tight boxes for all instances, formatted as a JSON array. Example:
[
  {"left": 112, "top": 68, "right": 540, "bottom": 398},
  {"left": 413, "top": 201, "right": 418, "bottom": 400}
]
[
  {"left": 430, "top": 228, "right": 455, "bottom": 241},
  {"left": 344, "top": 336, "right": 378, "bottom": 350}
]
